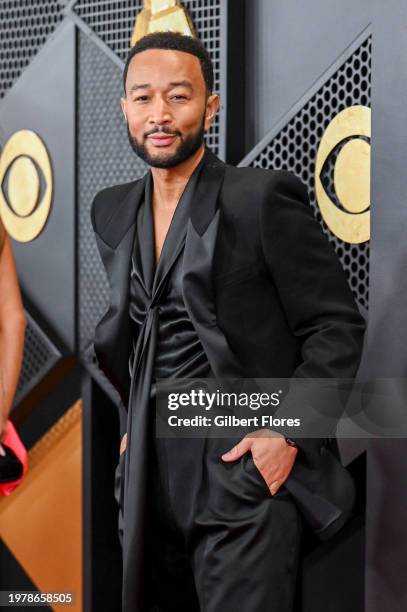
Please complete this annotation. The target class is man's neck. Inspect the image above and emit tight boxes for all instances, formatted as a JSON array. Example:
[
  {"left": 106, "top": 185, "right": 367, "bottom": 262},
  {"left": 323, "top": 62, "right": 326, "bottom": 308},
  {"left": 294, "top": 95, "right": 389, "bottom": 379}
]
[{"left": 150, "top": 145, "right": 205, "bottom": 211}]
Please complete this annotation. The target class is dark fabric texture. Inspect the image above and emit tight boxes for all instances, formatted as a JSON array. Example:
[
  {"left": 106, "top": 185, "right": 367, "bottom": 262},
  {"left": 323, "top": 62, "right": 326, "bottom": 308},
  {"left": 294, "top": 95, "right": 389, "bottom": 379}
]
[
  {"left": 115, "top": 405, "right": 302, "bottom": 612},
  {"left": 121, "top": 156, "right": 214, "bottom": 611},
  {"left": 129, "top": 171, "right": 212, "bottom": 383},
  {"left": 91, "top": 147, "right": 366, "bottom": 611},
  {"left": 147, "top": 434, "right": 301, "bottom": 612}
]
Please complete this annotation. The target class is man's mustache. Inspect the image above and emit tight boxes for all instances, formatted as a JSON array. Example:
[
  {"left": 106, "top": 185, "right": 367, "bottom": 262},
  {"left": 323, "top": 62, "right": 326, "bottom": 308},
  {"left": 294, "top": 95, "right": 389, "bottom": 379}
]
[{"left": 144, "top": 126, "right": 181, "bottom": 138}]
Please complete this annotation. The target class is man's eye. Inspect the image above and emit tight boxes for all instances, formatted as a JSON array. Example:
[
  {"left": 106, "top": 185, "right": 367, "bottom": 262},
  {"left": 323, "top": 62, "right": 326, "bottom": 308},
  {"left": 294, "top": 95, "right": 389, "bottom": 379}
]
[
  {"left": 171, "top": 95, "right": 187, "bottom": 101},
  {"left": 134, "top": 96, "right": 149, "bottom": 102}
]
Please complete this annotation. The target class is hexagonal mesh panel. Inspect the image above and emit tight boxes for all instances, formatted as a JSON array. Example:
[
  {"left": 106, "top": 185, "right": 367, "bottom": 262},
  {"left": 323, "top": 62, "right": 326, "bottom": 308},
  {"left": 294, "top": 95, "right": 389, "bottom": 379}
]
[
  {"left": 0, "top": 0, "right": 63, "bottom": 100},
  {"left": 245, "top": 36, "right": 371, "bottom": 310},
  {"left": 78, "top": 31, "right": 147, "bottom": 354},
  {"left": 71, "top": 0, "right": 222, "bottom": 153},
  {"left": 15, "top": 312, "right": 61, "bottom": 403}
]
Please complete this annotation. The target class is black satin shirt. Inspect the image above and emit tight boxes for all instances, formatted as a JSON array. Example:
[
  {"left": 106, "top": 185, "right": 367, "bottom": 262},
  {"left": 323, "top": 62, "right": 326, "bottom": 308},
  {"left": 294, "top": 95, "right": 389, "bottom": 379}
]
[{"left": 128, "top": 165, "right": 212, "bottom": 391}]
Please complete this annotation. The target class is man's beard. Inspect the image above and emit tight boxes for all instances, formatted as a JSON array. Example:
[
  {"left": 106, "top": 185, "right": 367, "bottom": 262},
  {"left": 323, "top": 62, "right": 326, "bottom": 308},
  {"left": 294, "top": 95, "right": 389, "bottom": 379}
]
[{"left": 126, "top": 117, "right": 206, "bottom": 169}]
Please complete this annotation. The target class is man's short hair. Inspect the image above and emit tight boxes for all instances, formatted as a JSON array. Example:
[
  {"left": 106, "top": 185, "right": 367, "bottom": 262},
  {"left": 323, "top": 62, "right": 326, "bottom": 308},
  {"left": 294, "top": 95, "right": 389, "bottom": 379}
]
[{"left": 123, "top": 31, "right": 214, "bottom": 95}]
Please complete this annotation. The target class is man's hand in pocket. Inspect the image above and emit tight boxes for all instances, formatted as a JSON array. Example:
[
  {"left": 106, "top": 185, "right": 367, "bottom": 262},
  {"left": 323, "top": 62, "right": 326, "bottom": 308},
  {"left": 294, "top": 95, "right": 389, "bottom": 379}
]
[{"left": 221, "top": 429, "right": 298, "bottom": 496}]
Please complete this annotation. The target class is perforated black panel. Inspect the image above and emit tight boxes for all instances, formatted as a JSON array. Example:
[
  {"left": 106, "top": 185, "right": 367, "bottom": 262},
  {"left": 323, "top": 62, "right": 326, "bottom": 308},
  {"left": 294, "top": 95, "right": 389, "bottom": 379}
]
[
  {"left": 244, "top": 37, "right": 371, "bottom": 310},
  {"left": 78, "top": 31, "right": 147, "bottom": 354},
  {"left": 0, "top": 0, "right": 63, "bottom": 100},
  {"left": 15, "top": 311, "right": 61, "bottom": 403},
  {"left": 71, "top": 0, "right": 223, "bottom": 153}
]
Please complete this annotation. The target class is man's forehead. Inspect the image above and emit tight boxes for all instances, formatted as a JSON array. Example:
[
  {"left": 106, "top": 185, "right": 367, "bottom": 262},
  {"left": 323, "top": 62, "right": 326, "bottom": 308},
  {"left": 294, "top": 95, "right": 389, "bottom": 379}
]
[{"left": 128, "top": 48, "right": 201, "bottom": 73}]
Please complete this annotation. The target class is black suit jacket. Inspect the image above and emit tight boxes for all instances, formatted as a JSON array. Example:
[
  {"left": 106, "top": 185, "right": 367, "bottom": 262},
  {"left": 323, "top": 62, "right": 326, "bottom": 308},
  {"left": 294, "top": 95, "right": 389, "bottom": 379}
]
[{"left": 91, "top": 147, "right": 366, "bottom": 539}]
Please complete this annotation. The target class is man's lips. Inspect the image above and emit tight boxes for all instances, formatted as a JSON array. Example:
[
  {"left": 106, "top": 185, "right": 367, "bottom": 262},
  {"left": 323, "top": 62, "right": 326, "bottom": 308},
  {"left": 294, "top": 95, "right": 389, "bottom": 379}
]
[{"left": 147, "top": 134, "right": 178, "bottom": 147}]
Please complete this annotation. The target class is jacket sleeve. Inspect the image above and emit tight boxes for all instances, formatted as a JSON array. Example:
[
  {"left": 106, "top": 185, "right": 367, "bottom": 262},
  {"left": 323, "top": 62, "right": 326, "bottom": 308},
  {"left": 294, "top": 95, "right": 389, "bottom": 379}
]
[
  {"left": 88, "top": 190, "right": 128, "bottom": 438},
  {"left": 258, "top": 171, "right": 366, "bottom": 462}
]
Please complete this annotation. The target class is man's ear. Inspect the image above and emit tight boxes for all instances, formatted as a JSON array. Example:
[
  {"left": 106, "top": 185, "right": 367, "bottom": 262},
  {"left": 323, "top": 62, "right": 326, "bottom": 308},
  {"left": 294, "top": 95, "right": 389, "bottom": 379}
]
[
  {"left": 204, "top": 94, "right": 220, "bottom": 132},
  {"left": 120, "top": 96, "right": 127, "bottom": 122}
]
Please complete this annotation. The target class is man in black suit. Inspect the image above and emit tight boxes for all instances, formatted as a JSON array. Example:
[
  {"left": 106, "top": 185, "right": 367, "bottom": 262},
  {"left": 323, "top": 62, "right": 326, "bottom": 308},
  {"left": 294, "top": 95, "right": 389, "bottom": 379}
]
[{"left": 91, "top": 32, "right": 365, "bottom": 612}]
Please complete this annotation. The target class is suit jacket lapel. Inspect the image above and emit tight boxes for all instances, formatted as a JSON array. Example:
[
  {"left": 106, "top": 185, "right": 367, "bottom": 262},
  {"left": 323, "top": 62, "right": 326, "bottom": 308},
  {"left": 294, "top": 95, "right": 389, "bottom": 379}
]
[
  {"left": 93, "top": 173, "right": 149, "bottom": 404},
  {"left": 96, "top": 174, "right": 149, "bottom": 250},
  {"left": 94, "top": 147, "right": 244, "bottom": 406},
  {"left": 182, "top": 149, "right": 245, "bottom": 378}
]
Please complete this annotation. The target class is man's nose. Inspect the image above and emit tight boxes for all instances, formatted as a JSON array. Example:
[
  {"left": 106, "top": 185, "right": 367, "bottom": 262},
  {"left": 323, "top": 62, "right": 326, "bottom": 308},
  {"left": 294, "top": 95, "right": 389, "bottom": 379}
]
[{"left": 149, "top": 97, "right": 172, "bottom": 125}]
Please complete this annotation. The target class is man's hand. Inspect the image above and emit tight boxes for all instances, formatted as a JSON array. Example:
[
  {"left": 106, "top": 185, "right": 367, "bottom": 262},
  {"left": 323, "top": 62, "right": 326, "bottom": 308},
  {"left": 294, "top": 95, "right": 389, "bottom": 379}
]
[
  {"left": 221, "top": 429, "right": 298, "bottom": 496},
  {"left": 120, "top": 433, "right": 127, "bottom": 457}
]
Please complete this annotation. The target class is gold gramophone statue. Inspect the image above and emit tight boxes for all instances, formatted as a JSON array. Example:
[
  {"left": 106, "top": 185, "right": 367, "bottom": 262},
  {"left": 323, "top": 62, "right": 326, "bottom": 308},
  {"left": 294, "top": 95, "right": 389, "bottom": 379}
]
[{"left": 131, "top": 0, "right": 196, "bottom": 46}]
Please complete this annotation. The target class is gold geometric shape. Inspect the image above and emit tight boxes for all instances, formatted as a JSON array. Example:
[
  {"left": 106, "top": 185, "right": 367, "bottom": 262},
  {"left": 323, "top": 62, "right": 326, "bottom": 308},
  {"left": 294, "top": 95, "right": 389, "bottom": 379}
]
[
  {"left": 315, "top": 105, "right": 371, "bottom": 244},
  {"left": 131, "top": 0, "right": 195, "bottom": 47},
  {"left": 0, "top": 402, "right": 82, "bottom": 611},
  {"left": 8, "top": 156, "right": 40, "bottom": 217},
  {"left": 0, "top": 129, "right": 53, "bottom": 243},
  {"left": 131, "top": 0, "right": 151, "bottom": 45}
]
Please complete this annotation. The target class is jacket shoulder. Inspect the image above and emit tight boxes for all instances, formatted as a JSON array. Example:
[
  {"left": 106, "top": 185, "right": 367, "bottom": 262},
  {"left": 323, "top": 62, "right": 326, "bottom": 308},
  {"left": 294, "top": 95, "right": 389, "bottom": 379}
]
[
  {"left": 222, "top": 165, "right": 309, "bottom": 216},
  {"left": 90, "top": 179, "right": 141, "bottom": 235},
  {"left": 225, "top": 164, "right": 307, "bottom": 198}
]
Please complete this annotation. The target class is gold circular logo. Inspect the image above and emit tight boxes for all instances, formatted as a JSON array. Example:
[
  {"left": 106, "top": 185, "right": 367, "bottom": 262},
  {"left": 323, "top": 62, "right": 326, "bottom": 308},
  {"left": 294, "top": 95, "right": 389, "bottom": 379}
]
[
  {"left": 315, "top": 105, "right": 371, "bottom": 244},
  {"left": 0, "top": 130, "right": 53, "bottom": 242}
]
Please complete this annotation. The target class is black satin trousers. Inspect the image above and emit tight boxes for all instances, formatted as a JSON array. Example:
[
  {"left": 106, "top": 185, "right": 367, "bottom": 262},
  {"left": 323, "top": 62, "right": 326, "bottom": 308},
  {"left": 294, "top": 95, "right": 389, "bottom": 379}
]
[{"left": 115, "top": 430, "right": 302, "bottom": 612}]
